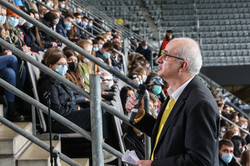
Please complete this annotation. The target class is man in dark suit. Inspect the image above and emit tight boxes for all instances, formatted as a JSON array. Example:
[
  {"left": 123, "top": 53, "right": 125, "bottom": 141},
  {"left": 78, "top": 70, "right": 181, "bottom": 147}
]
[{"left": 126, "top": 38, "right": 220, "bottom": 166}]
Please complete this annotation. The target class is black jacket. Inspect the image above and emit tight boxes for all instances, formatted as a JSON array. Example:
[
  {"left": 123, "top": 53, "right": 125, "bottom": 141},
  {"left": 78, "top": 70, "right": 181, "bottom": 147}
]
[
  {"left": 39, "top": 19, "right": 57, "bottom": 48},
  {"left": 38, "top": 75, "right": 85, "bottom": 117},
  {"left": 19, "top": 25, "right": 45, "bottom": 52},
  {"left": 136, "top": 45, "right": 152, "bottom": 63}
]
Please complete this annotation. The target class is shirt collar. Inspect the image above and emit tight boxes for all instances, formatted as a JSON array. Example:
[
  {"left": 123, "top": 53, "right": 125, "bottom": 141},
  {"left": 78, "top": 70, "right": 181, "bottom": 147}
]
[{"left": 167, "top": 76, "right": 194, "bottom": 101}]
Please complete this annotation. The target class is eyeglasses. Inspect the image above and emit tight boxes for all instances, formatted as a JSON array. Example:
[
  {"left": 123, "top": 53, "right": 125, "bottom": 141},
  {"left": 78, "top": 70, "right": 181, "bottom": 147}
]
[{"left": 163, "top": 51, "right": 184, "bottom": 61}]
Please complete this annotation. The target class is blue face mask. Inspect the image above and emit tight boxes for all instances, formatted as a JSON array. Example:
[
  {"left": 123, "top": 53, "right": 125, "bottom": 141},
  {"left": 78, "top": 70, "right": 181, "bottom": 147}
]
[
  {"left": 221, "top": 153, "right": 233, "bottom": 164},
  {"left": 55, "top": 65, "right": 68, "bottom": 76},
  {"left": 152, "top": 86, "right": 162, "bottom": 95},
  {"left": 153, "top": 109, "right": 158, "bottom": 114},
  {"left": 76, "top": 18, "right": 81, "bottom": 24},
  {"left": 8, "top": 17, "right": 19, "bottom": 28},
  {"left": 82, "top": 21, "right": 88, "bottom": 27},
  {"left": 143, "top": 46, "right": 148, "bottom": 50},
  {"left": 0, "top": 16, "right": 6, "bottom": 25},
  {"left": 88, "top": 23, "right": 93, "bottom": 27},
  {"left": 93, "top": 47, "right": 99, "bottom": 52},
  {"left": 98, "top": 45, "right": 103, "bottom": 50},
  {"left": 64, "top": 21, "right": 71, "bottom": 30},
  {"left": 103, "top": 52, "right": 111, "bottom": 59}
]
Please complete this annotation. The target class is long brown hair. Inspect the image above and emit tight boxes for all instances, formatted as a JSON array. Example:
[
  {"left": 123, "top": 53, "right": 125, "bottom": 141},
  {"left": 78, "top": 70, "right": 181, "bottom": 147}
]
[
  {"left": 240, "top": 150, "right": 250, "bottom": 166},
  {"left": 63, "top": 49, "right": 85, "bottom": 89}
]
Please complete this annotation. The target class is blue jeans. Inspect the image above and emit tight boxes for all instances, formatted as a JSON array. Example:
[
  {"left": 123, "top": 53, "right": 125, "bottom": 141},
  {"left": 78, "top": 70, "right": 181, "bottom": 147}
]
[{"left": 0, "top": 55, "right": 26, "bottom": 102}]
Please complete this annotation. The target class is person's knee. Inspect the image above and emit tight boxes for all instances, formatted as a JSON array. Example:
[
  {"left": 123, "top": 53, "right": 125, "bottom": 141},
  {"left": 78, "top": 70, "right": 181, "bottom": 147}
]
[
  {"left": 0, "top": 68, "right": 16, "bottom": 85},
  {"left": 8, "top": 55, "right": 18, "bottom": 64}
]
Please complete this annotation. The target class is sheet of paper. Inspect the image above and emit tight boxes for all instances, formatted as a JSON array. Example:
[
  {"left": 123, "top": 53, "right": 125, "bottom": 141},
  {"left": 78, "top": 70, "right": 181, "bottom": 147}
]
[{"left": 122, "top": 150, "right": 140, "bottom": 165}]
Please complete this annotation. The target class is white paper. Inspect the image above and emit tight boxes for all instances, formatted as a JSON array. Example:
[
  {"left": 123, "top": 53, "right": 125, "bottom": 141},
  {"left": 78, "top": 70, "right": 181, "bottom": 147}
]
[{"left": 122, "top": 150, "right": 140, "bottom": 165}]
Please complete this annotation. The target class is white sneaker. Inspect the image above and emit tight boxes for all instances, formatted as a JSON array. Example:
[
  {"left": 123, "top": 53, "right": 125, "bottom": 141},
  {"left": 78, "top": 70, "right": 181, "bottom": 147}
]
[{"left": 103, "top": 150, "right": 117, "bottom": 163}]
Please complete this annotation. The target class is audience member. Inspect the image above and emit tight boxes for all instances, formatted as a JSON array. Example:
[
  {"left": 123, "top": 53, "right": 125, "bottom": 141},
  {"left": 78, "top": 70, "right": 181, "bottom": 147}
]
[
  {"left": 240, "top": 150, "right": 250, "bottom": 166},
  {"left": 219, "top": 139, "right": 241, "bottom": 166},
  {"left": 136, "top": 40, "right": 152, "bottom": 65},
  {"left": 159, "top": 30, "right": 174, "bottom": 57}
]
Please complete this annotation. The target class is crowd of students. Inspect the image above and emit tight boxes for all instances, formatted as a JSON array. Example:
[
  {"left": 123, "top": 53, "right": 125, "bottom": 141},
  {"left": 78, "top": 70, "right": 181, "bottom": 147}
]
[{"left": 0, "top": 0, "right": 250, "bottom": 165}]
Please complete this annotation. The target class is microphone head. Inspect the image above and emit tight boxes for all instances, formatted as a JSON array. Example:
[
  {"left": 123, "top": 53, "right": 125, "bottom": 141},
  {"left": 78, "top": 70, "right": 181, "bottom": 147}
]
[{"left": 137, "top": 84, "right": 147, "bottom": 94}]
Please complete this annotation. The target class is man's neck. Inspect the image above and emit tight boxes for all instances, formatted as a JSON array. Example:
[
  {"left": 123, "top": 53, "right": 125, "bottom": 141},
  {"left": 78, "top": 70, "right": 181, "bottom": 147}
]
[{"left": 167, "top": 74, "right": 195, "bottom": 93}]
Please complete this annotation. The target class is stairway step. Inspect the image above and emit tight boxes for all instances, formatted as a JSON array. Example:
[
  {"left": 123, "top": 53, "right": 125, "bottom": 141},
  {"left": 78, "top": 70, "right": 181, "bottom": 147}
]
[
  {"left": 0, "top": 122, "right": 32, "bottom": 155},
  {"left": 18, "top": 141, "right": 61, "bottom": 166},
  {"left": 61, "top": 158, "right": 89, "bottom": 166}
]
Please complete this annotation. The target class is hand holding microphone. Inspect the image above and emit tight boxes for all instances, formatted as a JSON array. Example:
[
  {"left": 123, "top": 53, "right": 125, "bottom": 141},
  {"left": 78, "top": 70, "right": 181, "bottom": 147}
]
[{"left": 125, "top": 84, "right": 146, "bottom": 124}]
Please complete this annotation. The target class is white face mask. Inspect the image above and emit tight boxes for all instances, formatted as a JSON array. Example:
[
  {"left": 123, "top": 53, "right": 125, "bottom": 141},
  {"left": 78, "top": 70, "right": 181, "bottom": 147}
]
[
  {"left": 46, "top": 1, "right": 53, "bottom": 7},
  {"left": 60, "top": 4, "right": 66, "bottom": 8},
  {"left": 142, "top": 75, "right": 147, "bottom": 83}
]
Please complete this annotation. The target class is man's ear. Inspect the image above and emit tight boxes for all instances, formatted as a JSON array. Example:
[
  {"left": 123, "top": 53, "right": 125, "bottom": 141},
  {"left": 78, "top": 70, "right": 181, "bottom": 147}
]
[{"left": 179, "top": 61, "right": 188, "bottom": 71}]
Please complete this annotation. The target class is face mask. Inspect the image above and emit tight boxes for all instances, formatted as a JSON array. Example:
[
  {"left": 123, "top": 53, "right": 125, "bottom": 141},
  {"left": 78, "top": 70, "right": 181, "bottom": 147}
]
[
  {"left": 221, "top": 128, "right": 226, "bottom": 133},
  {"left": 88, "top": 23, "right": 93, "bottom": 27},
  {"left": 64, "top": 21, "right": 71, "bottom": 30},
  {"left": 46, "top": 1, "right": 53, "bottom": 7},
  {"left": 56, "top": 65, "right": 68, "bottom": 76},
  {"left": 82, "top": 21, "right": 88, "bottom": 27},
  {"left": 93, "top": 47, "right": 99, "bottom": 52},
  {"left": 24, "top": 22, "right": 34, "bottom": 29},
  {"left": 152, "top": 86, "right": 162, "bottom": 95},
  {"left": 221, "top": 153, "right": 233, "bottom": 164},
  {"left": 19, "top": 17, "right": 26, "bottom": 26},
  {"left": 60, "top": 4, "right": 66, "bottom": 8},
  {"left": 68, "top": 62, "right": 78, "bottom": 71},
  {"left": 98, "top": 45, "right": 103, "bottom": 50},
  {"left": 142, "top": 75, "right": 147, "bottom": 83},
  {"left": 153, "top": 109, "right": 158, "bottom": 114},
  {"left": 8, "top": 17, "right": 19, "bottom": 28},
  {"left": 143, "top": 46, "right": 148, "bottom": 50},
  {"left": 76, "top": 18, "right": 81, "bottom": 24},
  {"left": 83, "top": 58, "right": 90, "bottom": 63},
  {"left": 0, "top": 16, "right": 6, "bottom": 25},
  {"left": 103, "top": 52, "right": 111, "bottom": 59}
]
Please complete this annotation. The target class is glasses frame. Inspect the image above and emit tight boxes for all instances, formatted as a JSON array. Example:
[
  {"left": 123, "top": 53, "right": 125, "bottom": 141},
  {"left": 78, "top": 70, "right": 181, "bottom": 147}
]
[{"left": 163, "top": 51, "right": 185, "bottom": 61}]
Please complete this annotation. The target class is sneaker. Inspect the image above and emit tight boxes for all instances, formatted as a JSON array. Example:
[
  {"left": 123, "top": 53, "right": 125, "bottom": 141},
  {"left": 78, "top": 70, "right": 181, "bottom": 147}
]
[{"left": 103, "top": 150, "right": 117, "bottom": 163}]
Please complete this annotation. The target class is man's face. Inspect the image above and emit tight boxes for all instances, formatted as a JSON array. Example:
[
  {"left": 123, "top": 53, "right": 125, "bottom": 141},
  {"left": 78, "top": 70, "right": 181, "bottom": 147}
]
[
  {"left": 156, "top": 42, "right": 184, "bottom": 81},
  {"left": 219, "top": 145, "right": 234, "bottom": 157}
]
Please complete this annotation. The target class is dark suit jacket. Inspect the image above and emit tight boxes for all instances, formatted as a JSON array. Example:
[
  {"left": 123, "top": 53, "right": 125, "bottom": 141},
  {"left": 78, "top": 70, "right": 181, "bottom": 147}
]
[{"left": 135, "top": 76, "right": 220, "bottom": 166}]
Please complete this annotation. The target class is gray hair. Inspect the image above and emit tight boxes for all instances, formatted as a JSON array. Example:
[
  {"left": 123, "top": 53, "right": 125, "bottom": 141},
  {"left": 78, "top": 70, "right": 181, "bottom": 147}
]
[{"left": 171, "top": 38, "right": 202, "bottom": 75}]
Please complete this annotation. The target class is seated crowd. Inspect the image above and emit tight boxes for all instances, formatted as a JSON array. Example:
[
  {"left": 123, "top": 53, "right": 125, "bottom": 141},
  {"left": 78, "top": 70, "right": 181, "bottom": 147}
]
[{"left": 0, "top": 0, "right": 249, "bottom": 165}]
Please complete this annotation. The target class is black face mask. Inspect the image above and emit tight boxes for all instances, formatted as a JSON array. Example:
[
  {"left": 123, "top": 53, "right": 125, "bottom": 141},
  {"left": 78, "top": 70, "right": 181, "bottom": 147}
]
[{"left": 68, "top": 62, "right": 78, "bottom": 71}]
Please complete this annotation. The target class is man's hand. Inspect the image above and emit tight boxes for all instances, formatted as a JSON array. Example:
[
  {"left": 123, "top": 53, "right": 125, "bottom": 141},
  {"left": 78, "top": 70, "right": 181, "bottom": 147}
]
[
  {"left": 136, "top": 160, "right": 152, "bottom": 166},
  {"left": 125, "top": 95, "right": 144, "bottom": 119}
]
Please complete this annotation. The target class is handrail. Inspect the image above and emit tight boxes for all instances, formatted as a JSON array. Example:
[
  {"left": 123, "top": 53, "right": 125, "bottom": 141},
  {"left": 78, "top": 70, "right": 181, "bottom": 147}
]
[
  {"left": 220, "top": 115, "right": 250, "bottom": 135},
  {"left": 0, "top": 115, "right": 80, "bottom": 166}
]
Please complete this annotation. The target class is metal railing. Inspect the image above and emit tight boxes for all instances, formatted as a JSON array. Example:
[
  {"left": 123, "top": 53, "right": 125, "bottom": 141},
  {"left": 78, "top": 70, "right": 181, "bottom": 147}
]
[{"left": 0, "top": 0, "right": 151, "bottom": 165}]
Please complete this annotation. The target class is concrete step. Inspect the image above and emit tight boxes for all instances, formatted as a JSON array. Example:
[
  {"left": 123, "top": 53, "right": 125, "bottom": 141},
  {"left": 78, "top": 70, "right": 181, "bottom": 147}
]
[
  {"left": 0, "top": 122, "right": 32, "bottom": 155},
  {"left": 18, "top": 141, "right": 61, "bottom": 166},
  {"left": 0, "top": 122, "right": 32, "bottom": 166},
  {"left": 61, "top": 158, "right": 89, "bottom": 166}
]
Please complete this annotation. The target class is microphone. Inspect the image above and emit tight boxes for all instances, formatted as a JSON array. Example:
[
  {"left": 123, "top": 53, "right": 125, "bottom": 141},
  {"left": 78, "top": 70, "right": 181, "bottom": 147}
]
[{"left": 129, "top": 84, "right": 147, "bottom": 124}]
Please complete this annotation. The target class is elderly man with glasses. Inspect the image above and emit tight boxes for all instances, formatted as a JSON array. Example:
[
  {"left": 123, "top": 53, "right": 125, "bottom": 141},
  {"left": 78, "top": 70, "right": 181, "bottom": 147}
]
[{"left": 126, "top": 38, "right": 220, "bottom": 166}]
